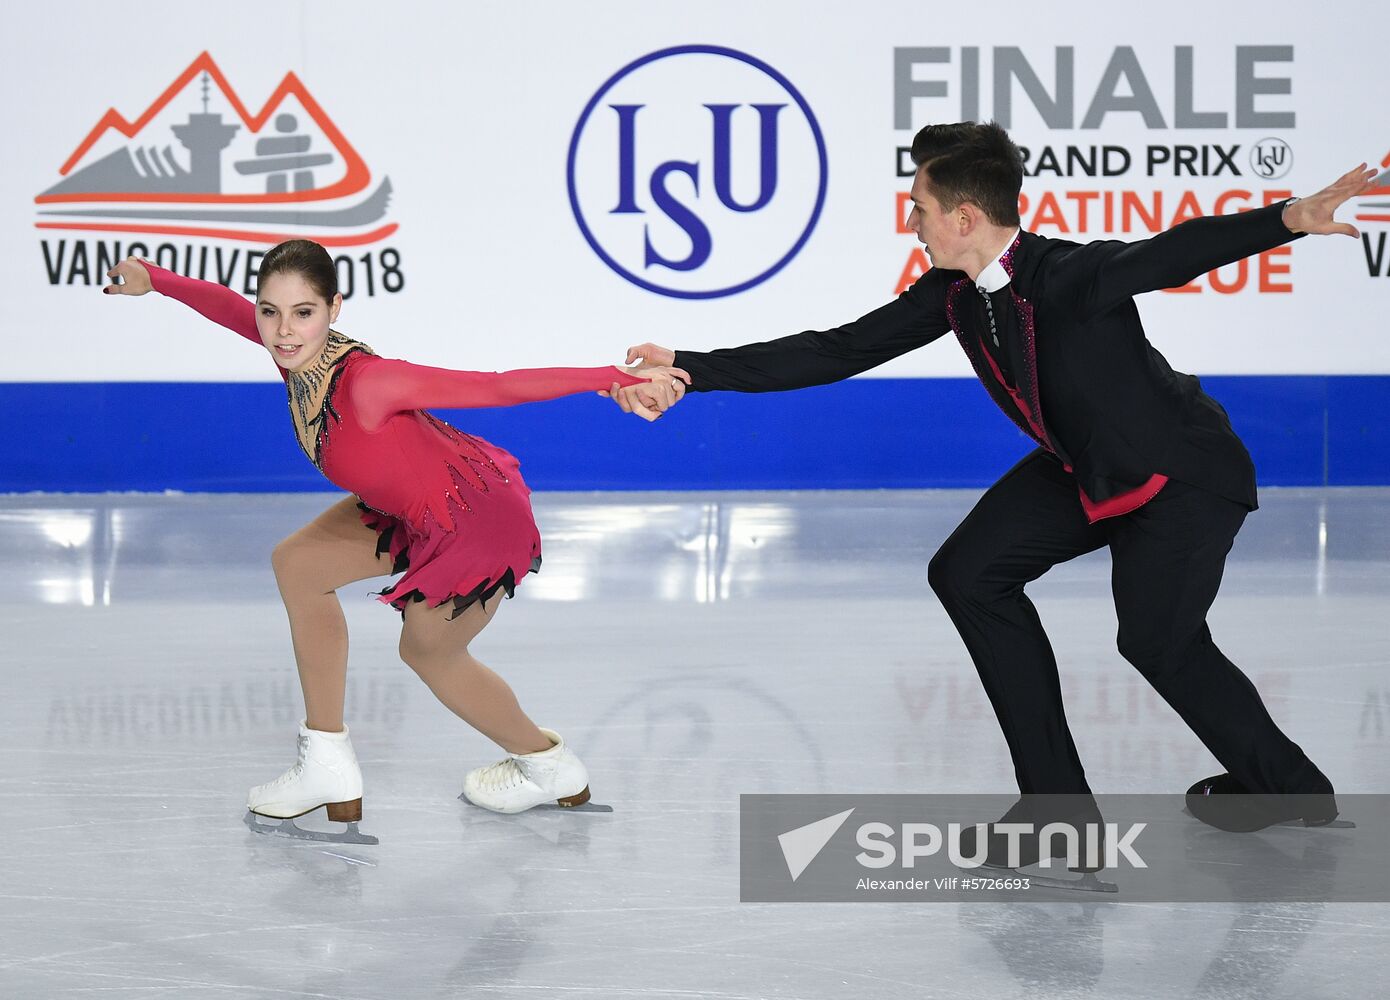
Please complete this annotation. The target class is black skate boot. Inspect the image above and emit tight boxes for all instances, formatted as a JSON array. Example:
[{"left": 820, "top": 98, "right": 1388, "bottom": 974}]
[
  {"left": 1185, "top": 769, "right": 1351, "bottom": 832},
  {"left": 957, "top": 795, "right": 1117, "bottom": 893}
]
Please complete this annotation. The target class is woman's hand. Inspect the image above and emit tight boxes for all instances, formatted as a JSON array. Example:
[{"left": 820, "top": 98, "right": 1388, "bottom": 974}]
[
  {"left": 102, "top": 256, "right": 154, "bottom": 296},
  {"left": 598, "top": 365, "right": 691, "bottom": 421}
]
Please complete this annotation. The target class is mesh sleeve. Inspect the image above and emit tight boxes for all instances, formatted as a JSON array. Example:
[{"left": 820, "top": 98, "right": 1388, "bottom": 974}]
[{"left": 349, "top": 358, "right": 647, "bottom": 428}]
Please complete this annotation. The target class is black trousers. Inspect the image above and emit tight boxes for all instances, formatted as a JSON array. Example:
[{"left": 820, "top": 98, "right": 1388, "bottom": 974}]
[{"left": 927, "top": 449, "right": 1319, "bottom": 795}]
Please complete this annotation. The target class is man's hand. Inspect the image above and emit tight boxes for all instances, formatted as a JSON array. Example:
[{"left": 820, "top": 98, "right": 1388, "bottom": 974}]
[
  {"left": 1283, "top": 164, "right": 1379, "bottom": 237},
  {"left": 604, "top": 383, "right": 666, "bottom": 421},
  {"left": 625, "top": 342, "right": 676, "bottom": 367},
  {"left": 598, "top": 364, "right": 690, "bottom": 422},
  {"left": 102, "top": 256, "right": 153, "bottom": 295}
]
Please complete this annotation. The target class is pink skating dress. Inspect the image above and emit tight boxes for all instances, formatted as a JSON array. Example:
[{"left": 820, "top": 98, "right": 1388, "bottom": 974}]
[{"left": 147, "top": 265, "right": 644, "bottom": 618}]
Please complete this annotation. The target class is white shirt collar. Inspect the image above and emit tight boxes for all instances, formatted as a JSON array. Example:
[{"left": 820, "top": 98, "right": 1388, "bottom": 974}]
[{"left": 975, "top": 230, "right": 1021, "bottom": 293}]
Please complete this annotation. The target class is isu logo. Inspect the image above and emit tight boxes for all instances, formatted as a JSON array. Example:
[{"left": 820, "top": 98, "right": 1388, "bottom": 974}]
[
  {"left": 1357, "top": 151, "right": 1390, "bottom": 278},
  {"left": 567, "top": 45, "right": 828, "bottom": 300},
  {"left": 36, "top": 52, "right": 404, "bottom": 296},
  {"left": 1248, "top": 138, "right": 1293, "bottom": 180}
]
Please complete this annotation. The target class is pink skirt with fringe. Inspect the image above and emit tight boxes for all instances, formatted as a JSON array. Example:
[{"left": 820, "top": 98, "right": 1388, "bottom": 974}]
[{"left": 358, "top": 502, "right": 542, "bottom": 620}]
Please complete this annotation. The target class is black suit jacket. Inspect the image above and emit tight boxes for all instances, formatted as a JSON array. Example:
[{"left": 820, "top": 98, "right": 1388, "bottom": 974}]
[{"left": 674, "top": 201, "right": 1304, "bottom": 510}]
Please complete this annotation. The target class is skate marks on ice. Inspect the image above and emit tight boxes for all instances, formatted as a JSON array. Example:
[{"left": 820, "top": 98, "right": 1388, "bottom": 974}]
[
  {"left": 242, "top": 809, "right": 381, "bottom": 845},
  {"left": 457, "top": 791, "right": 615, "bottom": 813}
]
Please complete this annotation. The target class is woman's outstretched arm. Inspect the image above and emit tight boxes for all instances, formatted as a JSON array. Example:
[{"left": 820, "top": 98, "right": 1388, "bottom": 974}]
[
  {"left": 348, "top": 357, "right": 689, "bottom": 429},
  {"left": 104, "top": 257, "right": 261, "bottom": 344}
]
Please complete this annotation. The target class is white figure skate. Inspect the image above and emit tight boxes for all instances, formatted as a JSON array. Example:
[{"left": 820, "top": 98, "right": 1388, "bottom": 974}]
[
  {"left": 243, "top": 722, "right": 378, "bottom": 845},
  {"left": 461, "top": 728, "right": 608, "bottom": 814}
]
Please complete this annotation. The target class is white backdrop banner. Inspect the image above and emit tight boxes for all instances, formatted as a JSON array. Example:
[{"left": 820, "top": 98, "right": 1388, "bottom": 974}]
[{"left": 3, "top": 1, "right": 1386, "bottom": 383}]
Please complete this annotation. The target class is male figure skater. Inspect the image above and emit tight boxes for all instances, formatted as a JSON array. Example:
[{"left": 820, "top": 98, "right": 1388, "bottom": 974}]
[{"left": 613, "top": 122, "right": 1374, "bottom": 849}]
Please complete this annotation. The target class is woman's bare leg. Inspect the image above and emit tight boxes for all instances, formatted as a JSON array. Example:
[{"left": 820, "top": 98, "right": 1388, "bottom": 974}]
[
  {"left": 270, "top": 495, "right": 395, "bottom": 732},
  {"left": 397, "top": 596, "right": 551, "bottom": 754}
]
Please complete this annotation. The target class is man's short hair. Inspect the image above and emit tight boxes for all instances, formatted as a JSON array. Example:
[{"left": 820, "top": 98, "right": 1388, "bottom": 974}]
[{"left": 910, "top": 121, "right": 1024, "bottom": 228}]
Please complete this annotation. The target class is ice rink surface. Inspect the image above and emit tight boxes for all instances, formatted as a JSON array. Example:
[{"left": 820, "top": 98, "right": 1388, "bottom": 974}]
[{"left": 2, "top": 489, "right": 1387, "bottom": 999}]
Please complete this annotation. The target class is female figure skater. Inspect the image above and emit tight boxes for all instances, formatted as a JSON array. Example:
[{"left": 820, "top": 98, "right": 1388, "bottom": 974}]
[{"left": 103, "top": 240, "right": 686, "bottom": 840}]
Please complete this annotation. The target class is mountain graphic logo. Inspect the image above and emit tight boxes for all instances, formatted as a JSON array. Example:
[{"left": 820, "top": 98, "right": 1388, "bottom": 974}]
[
  {"left": 777, "top": 808, "right": 855, "bottom": 882},
  {"left": 33, "top": 52, "right": 396, "bottom": 247}
]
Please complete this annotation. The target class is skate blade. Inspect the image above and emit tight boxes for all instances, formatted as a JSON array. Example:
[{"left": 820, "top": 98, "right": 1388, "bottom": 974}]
[
  {"left": 1025, "top": 870, "right": 1118, "bottom": 894},
  {"left": 243, "top": 810, "right": 380, "bottom": 845},
  {"left": 456, "top": 792, "right": 614, "bottom": 814},
  {"left": 971, "top": 860, "right": 1118, "bottom": 894},
  {"left": 531, "top": 801, "right": 614, "bottom": 813},
  {"left": 1185, "top": 807, "right": 1357, "bottom": 831}
]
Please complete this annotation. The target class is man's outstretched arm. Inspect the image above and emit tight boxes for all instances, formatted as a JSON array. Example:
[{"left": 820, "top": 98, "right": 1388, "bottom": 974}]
[
  {"left": 1055, "top": 164, "right": 1377, "bottom": 319},
  {"left": 639, "top": 267, "right": 955, "bottom": 394}
]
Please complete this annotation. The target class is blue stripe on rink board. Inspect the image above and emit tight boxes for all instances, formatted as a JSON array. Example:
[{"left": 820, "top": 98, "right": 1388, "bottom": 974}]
[{"left": 1, "top": 377, "right": 1386, "bottom": 492}]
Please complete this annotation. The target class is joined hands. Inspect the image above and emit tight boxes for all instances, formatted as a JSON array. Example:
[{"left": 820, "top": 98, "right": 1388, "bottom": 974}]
[{"left": 598, "top": 342, "right": 686, "bottom": 422}]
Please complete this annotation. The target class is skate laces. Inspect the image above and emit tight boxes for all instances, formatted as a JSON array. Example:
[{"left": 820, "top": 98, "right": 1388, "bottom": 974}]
[
  {"left": 260, "top": 733, "right": 310, "bottom": 790},
  {"left": 473, "top": 757, "right": 534, "bottom": 792}
]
